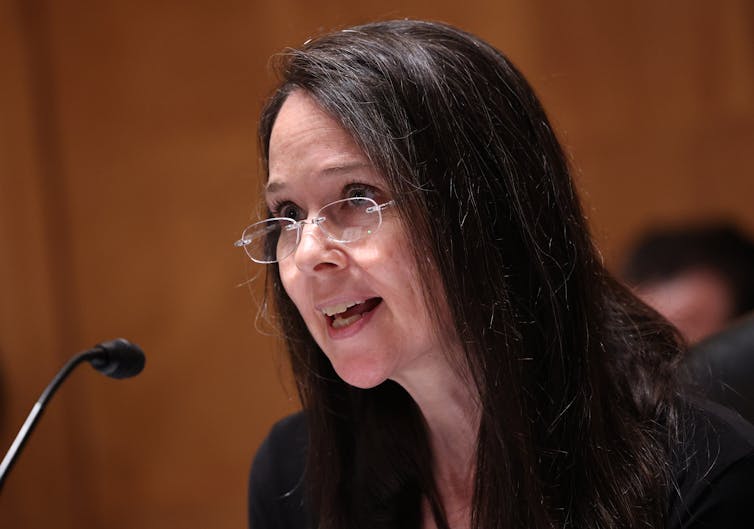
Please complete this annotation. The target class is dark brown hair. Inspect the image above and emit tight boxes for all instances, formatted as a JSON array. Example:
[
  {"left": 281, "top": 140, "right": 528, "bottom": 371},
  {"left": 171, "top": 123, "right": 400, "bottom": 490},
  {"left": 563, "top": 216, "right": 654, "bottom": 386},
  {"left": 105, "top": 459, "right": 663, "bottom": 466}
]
[{"left": 259, "top": 19, "right": 683, "bottom": 529}]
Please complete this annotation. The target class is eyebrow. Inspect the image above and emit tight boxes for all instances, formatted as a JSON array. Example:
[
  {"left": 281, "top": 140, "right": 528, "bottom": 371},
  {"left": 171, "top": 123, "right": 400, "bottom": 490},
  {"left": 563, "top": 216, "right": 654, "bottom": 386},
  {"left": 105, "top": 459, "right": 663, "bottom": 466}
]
[{"left": 264, "top": 162, "right": 373, "bottom": 196}]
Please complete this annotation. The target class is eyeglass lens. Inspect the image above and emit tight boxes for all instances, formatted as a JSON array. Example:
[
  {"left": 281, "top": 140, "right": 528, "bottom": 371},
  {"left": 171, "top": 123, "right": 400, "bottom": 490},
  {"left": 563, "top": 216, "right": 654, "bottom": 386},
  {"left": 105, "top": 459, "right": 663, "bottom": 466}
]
[
  {"left": 320, "top": 198, "right": 379, "bottom": 242},
  {"left": 241, "top": 197, "right": 382, "bottom": 263}
]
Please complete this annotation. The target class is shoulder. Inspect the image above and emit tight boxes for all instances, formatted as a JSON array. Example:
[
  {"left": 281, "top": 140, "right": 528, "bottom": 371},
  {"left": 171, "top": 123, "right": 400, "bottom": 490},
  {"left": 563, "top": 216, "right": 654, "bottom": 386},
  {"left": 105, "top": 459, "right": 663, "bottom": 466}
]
[
  {"left": 667, "top": 399, "right": 754, "bottom": 529},
  {"left": 248, "top": 412, "right": 309, "bottom": 529}
]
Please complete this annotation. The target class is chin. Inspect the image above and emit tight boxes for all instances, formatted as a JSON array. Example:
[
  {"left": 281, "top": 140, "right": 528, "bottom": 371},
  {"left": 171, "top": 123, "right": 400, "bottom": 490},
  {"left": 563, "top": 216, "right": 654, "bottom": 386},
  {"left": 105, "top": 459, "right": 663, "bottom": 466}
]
[{"left": 330, "top": 356, "right": 392, "bottom": 389}]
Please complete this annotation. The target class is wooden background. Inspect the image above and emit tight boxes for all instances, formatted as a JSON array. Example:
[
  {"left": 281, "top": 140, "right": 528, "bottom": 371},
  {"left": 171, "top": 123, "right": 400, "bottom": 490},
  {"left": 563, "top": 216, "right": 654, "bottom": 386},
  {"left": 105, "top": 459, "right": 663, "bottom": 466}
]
[{"left": 1, "top": 1, "right": 752, "bottom": 527}]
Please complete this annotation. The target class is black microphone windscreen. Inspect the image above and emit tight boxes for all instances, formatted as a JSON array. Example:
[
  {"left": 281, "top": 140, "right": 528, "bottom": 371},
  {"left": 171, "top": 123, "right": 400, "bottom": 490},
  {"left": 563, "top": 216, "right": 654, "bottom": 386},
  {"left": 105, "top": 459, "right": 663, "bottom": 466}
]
[{"left": 89, "top": 338, "right": 146, "bottom": 379}]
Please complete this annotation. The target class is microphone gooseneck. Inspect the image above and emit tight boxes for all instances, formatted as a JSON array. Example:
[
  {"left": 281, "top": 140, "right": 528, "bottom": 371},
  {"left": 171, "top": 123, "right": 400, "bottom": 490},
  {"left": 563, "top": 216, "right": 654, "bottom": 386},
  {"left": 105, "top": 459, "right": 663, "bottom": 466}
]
[{"left": 0, "top": 338, "right": 146, "bottom": 491}]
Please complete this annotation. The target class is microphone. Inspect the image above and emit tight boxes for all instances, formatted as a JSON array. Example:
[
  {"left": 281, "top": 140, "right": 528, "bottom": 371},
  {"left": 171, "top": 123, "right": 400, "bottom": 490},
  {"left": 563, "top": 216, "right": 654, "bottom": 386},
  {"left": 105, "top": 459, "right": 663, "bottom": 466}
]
[
  {"left": 88, "top": 338, "right": 146, "bottom": 379},
  {"left": 0, "top": 338, "right": 146, "bottom": 490}
]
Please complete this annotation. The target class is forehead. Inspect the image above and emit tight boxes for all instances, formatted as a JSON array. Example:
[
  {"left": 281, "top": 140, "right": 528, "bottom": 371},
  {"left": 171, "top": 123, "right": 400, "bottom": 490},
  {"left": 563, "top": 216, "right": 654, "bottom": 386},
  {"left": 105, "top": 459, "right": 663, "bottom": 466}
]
[{"left": 267, "top": 91, "right": 369, "bottom": 183}]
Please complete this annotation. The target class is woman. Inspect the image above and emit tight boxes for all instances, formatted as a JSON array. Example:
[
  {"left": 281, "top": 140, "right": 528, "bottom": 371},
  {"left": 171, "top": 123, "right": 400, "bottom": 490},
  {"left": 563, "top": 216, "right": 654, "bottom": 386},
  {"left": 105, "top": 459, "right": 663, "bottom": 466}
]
[{"left": 241, "top": 20, "right": 754, "bottom": 529}]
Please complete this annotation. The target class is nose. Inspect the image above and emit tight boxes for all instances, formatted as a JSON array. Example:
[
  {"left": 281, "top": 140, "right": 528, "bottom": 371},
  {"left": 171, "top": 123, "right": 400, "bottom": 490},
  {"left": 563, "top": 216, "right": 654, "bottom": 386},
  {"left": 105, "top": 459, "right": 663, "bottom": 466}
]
[{"left": 292, "top": 221, "right": 345, "bottom": 273}]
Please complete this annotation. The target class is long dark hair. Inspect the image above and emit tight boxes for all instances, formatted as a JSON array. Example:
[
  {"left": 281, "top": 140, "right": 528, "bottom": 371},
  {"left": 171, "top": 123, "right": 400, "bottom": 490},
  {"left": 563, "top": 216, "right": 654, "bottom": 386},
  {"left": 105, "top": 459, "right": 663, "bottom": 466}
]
[{"left": 259, "top": 19, "right": 683, "bottom": 529}]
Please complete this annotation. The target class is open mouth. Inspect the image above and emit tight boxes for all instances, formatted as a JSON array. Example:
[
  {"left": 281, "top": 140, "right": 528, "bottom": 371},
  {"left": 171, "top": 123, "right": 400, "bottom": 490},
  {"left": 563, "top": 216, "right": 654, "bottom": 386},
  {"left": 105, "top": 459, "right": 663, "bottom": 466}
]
[{"left": 322, "top": 298, "right": 383, "bottom": 329}]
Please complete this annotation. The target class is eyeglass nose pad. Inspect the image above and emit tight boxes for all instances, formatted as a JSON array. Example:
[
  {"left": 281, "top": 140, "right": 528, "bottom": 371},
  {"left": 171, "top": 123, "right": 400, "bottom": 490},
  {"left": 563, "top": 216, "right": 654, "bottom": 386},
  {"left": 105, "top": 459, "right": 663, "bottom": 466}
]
[
  {"left": 294, "top": 217, "right": 328, "bottom": 250},
  {"left": 295, "top": 216, "right": 324, "bottom": 239}
]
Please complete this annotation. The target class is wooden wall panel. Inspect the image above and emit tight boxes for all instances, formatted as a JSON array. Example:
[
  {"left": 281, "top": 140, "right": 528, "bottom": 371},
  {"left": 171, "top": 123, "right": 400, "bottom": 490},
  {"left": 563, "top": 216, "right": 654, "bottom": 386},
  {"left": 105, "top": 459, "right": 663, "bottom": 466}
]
[
  {"left": 0, "top": 1, "right": 80, "bottom": 527},
  {"left": 0, "top": 1, "right": 752, "bottom": 528},
  {"left": 520, "top": 1, "right": 754, "bottom": 264}
]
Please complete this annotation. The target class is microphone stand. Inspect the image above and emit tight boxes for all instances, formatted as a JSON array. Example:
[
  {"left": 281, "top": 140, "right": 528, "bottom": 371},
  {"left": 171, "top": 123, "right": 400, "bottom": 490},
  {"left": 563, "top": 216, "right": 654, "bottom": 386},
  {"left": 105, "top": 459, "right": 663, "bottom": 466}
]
[
  {"left": 0, "top": 339, "right": 145, "bottom": 491},
  {"left": 0, "top": 351, "right": 98, "bottom": 490}
]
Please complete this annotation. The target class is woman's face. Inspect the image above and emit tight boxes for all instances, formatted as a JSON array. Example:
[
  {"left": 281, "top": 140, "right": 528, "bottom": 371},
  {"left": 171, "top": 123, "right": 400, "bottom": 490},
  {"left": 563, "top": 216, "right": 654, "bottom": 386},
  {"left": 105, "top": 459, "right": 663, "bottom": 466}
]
[{"left": 267, "top": 91, "right": 445, "bottom": 389}]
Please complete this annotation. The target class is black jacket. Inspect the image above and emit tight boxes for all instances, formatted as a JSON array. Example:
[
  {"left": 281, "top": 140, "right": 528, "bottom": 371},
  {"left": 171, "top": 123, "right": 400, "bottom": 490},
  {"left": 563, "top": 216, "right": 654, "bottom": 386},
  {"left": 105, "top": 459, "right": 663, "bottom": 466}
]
[{"left": 249, "top": 400, "right": 754, "bottom": 529}]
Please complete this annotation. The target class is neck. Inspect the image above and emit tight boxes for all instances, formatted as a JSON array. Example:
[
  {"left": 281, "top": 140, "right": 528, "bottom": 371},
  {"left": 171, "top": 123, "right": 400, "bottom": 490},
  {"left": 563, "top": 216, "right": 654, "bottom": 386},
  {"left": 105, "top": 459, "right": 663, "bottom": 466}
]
[{"left": 392, "top": 350, "right": 479, "bottom": 528}]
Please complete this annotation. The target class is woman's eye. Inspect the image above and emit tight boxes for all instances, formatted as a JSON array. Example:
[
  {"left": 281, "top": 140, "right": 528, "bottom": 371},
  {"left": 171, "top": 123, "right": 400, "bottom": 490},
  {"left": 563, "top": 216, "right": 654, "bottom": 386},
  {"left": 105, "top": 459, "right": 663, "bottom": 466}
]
[
  {"left": 273, "top": 202, "right": 303, "bottom": 220},
  {"left": 345, "top": 184, "right": 379, "bottom": 201}
]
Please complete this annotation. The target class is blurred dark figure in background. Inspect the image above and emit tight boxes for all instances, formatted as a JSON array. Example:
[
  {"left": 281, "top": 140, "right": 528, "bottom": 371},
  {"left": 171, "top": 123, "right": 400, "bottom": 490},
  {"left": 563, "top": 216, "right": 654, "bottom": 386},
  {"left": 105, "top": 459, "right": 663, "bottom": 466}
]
[{"left": 623, "top": 223, "right": 754, "bottom": 344}]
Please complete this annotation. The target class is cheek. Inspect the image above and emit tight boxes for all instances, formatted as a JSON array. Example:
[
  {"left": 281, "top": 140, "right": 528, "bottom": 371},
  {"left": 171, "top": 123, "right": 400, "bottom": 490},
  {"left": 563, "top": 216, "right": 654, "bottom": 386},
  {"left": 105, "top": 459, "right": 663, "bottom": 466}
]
[
  {"left": 375, "top": 221, "right": 412, "bottom": 267},
  {"left": 380, "top": 238, "right": 435, "bottom": 320},
  {"left": 277, "top": 262, "right": 301, "bottom": 308},
  {"left": 388, "top": 242, "right": 454, "bottom": 341}
]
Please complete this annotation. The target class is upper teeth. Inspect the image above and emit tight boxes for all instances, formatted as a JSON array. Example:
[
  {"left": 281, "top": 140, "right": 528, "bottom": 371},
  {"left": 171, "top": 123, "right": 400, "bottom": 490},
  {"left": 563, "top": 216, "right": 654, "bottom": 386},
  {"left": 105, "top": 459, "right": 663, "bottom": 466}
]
[{"left": 322, "top": 301, "right": 362, "bottom": 317}]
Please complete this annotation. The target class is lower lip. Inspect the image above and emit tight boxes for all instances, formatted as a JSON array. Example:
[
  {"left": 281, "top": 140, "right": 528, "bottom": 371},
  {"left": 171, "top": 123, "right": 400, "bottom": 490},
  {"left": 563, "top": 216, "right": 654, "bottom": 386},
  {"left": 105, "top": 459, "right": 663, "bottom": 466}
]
[{"left": 325, "top": 301, "right": 382, "bottom": 340}]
